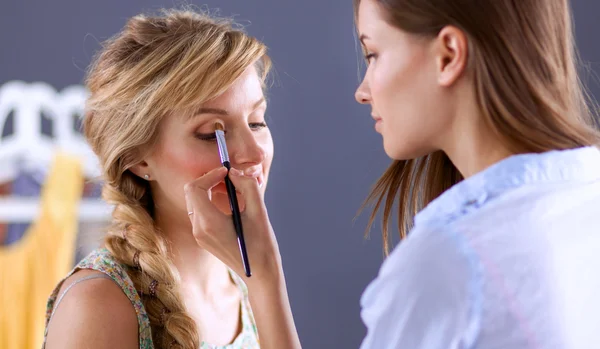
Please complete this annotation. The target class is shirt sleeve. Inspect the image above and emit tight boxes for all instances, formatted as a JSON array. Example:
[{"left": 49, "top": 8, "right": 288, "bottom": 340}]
[{"left": 359, "top": 226, "right": 482, "bottom": 349}]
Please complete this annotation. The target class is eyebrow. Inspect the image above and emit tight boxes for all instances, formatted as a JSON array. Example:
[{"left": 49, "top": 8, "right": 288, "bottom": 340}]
[
  {"left": 359, "top": 34, "right": 370, "bottom": 45},
  {"left": 188, "top": 97, "right": 266, "bottom": 120}
]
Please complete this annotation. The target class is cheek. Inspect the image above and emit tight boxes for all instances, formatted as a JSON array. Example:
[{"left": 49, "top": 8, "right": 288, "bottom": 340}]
[
  {"left": 371, "top": 54, "right": 439, "bottom": 158},
  {"left": 370, "top": 55, "right": 418, "bottom": 116},
  {"left": 155, "top": 139, "right": 222, "bottom": 183}
]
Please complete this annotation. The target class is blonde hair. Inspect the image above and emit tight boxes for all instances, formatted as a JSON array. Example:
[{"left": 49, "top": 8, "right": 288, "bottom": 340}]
[
  {"left": 355, "top": 0, "right": 600, "bottom": 254},
  {"left": 83, "top": 8, "right": 271, "bottom": 348}
]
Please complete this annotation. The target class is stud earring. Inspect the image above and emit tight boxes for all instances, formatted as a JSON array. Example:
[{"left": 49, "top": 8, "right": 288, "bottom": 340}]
[{"left": 144, "top": 174, "right": 150, "bottom": 180}]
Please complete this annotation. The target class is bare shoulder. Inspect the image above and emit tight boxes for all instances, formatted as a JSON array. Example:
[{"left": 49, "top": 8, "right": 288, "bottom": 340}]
[{"left": 44, "top": 269, "right": 138, "bottom": 349}]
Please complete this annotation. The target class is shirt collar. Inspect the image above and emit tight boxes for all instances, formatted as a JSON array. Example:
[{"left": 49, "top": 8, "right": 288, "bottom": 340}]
[{"left": 415, "top": 146, "right": 600, "bottom": 226}]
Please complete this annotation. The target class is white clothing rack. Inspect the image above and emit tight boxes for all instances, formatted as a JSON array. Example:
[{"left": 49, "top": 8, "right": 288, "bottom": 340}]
[
  {"left": 0, "top": 80, "right": 111, "bottom": 223},
  {"left": 0, "top": 197, "right": 113, "bottom": 223}
]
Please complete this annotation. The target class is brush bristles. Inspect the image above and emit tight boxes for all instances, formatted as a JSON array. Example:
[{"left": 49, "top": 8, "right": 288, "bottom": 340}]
[{"left": 214, "top": 122, "right": 224, "bottom": 131}]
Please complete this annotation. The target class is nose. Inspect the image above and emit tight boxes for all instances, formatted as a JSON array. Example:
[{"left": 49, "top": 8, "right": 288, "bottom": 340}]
[
  {"left": 229, "top": 127, "right": 267, "bottom": 167},
  {"left": 355, "top": 78, "right": 371, "bottom": 105}
]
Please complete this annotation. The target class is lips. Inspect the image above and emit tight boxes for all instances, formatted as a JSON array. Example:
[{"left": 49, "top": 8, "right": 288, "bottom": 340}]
[{"left": 371, "top": 114, "right": 383, "bottom": 133}]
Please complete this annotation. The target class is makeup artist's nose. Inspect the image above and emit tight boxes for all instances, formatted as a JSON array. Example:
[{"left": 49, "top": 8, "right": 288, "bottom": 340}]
[
  {"left": 230, "top": 129, "right": 267, "bottom": 166},
  {"left": 355, "top": 78, "right": 371, "bottom": 105}
]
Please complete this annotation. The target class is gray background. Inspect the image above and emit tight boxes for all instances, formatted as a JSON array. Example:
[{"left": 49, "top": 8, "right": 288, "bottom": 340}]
[{"left": 1, "top": 1, "right": 599, "bottom": 348}]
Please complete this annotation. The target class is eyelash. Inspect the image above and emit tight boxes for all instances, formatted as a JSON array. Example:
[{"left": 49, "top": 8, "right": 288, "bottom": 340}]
[
  {"left": 195, "top": 122, "right": 268, "bottom": 141},
  {"left": 365, "top": 53, "right": 377, "bottom": 62}
]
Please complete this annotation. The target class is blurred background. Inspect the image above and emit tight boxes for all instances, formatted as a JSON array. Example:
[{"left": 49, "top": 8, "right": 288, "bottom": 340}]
[{"left": 1, "top": 1, "right": 600, "bottom": 348}]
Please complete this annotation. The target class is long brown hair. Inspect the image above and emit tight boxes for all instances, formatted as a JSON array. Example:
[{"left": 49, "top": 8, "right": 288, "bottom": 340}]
[
  {"left": 83, "top": 8, "right": 271, "bottom": 348},
  {"left": 355, "top": 0, "right": 600, "bottom": 255}
]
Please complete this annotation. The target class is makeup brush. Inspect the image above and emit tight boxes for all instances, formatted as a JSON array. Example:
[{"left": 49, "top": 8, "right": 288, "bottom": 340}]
[{"left": 215, "top": 122, "right": 251, "bottom": 277}]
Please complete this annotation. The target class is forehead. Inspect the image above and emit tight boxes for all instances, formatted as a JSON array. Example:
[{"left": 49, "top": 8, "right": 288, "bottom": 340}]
[
  {"left": 357, "top": 0, "right": 385, "bottom": 34},
  {"left": 203, "top": 66, "right": 264, "bottom": 110},
  {"left": 164, "top": 65, "right": 266, "bottom": 128}
]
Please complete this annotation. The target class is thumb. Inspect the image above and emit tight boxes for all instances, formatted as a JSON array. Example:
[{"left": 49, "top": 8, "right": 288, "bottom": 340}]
[{"left": 228, "top": 167, "right": 265, "bottom": 217}]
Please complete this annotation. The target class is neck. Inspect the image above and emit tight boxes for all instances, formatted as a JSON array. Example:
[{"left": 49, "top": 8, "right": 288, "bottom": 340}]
[
  {"left": 152, "top": 196, "right": 233, "bottom": 295},
  {"left": 441, "top": 86, "right": 514, "bottom": 178}
]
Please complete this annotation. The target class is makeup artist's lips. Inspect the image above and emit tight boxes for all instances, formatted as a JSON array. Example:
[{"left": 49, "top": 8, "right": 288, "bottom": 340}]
[{"left": 372, "top": 115, "right": 383, "bottom": 132}]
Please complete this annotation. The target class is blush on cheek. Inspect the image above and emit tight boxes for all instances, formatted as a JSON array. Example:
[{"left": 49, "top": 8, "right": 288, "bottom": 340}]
[
  {"left": 159, "top": 143, "right": 222, "bottom": 182},
  {"left": 152, "top": 142, "right": 225, "bottom": 213}
]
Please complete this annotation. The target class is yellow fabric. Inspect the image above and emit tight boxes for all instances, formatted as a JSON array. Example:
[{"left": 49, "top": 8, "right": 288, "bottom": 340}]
[{"left": 0, "top": 153, "right": 83, "bottom": 349}]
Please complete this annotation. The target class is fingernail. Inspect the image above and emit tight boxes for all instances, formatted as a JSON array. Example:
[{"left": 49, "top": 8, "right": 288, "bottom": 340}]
[
  {"left": 245, "top": 169, "right": 261, "bottom": 178},
  {"left": 230, "top": 168, "right": 243, "bottom": 176}
]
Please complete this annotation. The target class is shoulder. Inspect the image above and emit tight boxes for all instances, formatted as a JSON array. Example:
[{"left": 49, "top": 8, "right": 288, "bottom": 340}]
[
  {"left": 359, "top": 224, "right": 482, "bottom": 349},
  {"left": 75, "top": 247, "right": 138, "bottom": 289},
  {"left": 77, "top": 247, "right": 125, "bottom": 270},
  {"left": 44, "top": 269, "right": 139, "bottom": 349},
  {"left": 376, "top": 223, "right": 481, "bottom": 289}
]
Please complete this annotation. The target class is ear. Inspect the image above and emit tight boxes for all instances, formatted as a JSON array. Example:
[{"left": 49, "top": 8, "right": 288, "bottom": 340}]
[
  {"left": 435, "top": 25, "right": 468, "bottom": 87},
  {"left": 129, "top": 160, "right": 152, "bottom": 180}
]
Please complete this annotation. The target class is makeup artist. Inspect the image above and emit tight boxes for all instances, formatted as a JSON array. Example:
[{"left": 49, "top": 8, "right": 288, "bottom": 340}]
[{"left": 185, "top": 0, "right": 600, "bottom": 348}]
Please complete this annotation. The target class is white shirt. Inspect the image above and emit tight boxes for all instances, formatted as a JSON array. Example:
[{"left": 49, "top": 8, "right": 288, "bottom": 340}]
[{"left": 359, "top": 146, "right": 600, "bottom": 349}]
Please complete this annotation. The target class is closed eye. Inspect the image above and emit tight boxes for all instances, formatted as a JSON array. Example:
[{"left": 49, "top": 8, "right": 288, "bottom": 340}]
[
  {"left": 194, "top": 132, "right": 218, "bottom": 141},
  {"left": 195, "top": 122, "right": 268, "bottom": 142}
]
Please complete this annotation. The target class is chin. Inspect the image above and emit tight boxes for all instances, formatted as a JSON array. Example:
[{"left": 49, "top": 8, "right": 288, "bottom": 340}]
[{"left": 383, "top": 140, "right": 435, "bottom": 161}]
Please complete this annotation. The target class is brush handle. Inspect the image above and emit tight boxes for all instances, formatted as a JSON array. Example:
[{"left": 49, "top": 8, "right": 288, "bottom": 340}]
[{"left": 223, "top": 161, "right": 251, "bottom": 277}]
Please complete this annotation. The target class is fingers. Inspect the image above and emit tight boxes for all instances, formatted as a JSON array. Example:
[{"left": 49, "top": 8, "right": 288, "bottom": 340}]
[
  {"left": 184, "top": 166, "right": 228, "bottom": 220},
  {"left": 228, "top": 167, "right": 266, "bottom": 217},
  {"left": 186, "top": 166, "right": 228, "bottom": 192}
]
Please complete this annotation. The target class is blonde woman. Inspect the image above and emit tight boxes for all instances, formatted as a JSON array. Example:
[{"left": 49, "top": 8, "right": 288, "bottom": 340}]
[
  {"left": 42, "top": 9, "right": 281, "bottom": 349},
  {"left": 186, "top": 0, "right": 600, "bottom": 348}
]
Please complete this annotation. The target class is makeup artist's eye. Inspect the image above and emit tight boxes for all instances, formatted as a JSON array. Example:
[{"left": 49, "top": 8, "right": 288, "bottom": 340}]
[
  {"left": 365, "top": 53, "right": 377, "bottom": 63},
  {"left": 250, "top": 122, "right": 268, "bottom": 130}
]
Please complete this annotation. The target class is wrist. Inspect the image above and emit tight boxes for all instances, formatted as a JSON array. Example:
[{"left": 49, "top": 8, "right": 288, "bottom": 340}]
[{"left": 246, "top": 258, "right": 285, "bottom": 294}]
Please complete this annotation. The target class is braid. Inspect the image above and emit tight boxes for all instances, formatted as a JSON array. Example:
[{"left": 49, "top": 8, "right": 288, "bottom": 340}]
[{"left": 102, "top": 175, "right": 199, "bottom": 348}]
